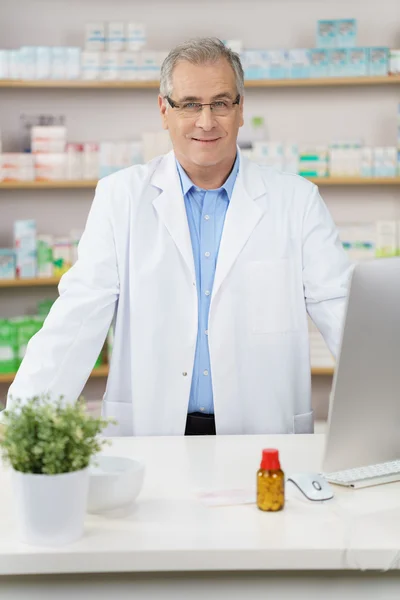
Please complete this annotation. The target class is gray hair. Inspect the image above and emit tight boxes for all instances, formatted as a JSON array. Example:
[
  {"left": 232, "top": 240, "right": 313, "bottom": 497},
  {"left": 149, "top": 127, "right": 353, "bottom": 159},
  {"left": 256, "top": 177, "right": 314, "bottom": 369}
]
[{"left": 160, "top": 37, "right": 244, "bottom": 99}]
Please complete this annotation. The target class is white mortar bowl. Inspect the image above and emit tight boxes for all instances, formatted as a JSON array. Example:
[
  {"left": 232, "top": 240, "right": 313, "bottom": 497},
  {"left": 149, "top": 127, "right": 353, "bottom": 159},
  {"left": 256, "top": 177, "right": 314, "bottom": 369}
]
[{"left": 87, "top": 456, "right": 145, "bottom": 513}]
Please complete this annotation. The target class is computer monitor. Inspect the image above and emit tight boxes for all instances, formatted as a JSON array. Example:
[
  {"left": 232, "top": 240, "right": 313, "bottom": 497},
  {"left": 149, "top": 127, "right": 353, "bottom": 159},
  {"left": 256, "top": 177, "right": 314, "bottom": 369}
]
[{"left": 322, "top": 257, "right": 400, "bottom": 474}]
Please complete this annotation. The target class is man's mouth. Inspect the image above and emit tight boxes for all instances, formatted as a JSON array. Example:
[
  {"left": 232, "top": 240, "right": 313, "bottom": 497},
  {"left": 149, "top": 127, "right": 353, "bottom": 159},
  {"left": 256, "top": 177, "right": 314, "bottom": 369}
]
[{"left": 191, "top": 138, "right": 220, "bottom": 144}]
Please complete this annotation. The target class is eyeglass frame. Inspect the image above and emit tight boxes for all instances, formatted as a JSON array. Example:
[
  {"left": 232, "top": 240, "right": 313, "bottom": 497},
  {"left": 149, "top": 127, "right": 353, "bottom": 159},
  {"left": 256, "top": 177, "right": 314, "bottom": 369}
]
[{"left": 164, "top": 94, "right": 241, "bottom": 114}]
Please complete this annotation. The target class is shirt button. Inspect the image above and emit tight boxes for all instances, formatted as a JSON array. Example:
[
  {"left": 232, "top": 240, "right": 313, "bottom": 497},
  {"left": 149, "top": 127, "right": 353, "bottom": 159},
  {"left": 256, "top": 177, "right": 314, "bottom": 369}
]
[
  {"left": 205, "top": 290, "right": 210, "bottom": 296},
  {"left": 203, "top": 370, "right": 209, "bottom": 376},
  {"left": 204, "top": 215, "right": 210, "bottom": 220},
  {"left": 204, "top": 251, "right": 211, "bottom": 258},
  {"left": 205, "top": 329, "right": 208, "bottom": 335}
]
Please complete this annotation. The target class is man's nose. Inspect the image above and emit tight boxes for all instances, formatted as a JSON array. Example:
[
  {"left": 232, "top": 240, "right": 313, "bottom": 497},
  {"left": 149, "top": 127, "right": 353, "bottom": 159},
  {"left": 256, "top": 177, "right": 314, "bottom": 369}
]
[{"left": 195, "top": 106, "right": 216, "bottom": 131}]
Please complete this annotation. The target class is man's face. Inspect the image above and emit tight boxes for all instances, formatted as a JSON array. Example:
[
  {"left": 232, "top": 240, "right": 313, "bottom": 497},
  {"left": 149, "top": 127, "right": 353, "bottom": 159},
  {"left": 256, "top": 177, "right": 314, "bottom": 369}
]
[{"left": 159, "top": 59, "right": 244, "bottom": 168}]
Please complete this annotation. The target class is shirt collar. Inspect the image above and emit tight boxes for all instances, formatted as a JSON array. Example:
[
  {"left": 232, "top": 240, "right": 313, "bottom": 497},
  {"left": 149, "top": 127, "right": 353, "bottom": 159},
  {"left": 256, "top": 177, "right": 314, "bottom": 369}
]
[{"left": 176, "top": 153, "right": 239, "bottom": 201}]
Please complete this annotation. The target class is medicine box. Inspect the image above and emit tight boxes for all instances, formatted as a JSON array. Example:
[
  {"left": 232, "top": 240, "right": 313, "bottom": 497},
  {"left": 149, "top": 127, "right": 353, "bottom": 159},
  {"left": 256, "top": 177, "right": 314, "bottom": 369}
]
[
  {"left": 0, "top": 249, "right": 16, "bottom": 279},
  {"left": 368, "top": 47, "right": 389, "bottom": 76},
  {"left": 309, "top": 49, "right": 329, "bottom": 77},
  {"left": 316, "top": 20, "right": 336, "bottom": 49},
  {"left": 336, "top": 19, "right": 357, "bottom": 48},
  {"left": 14, "top": 220, "right": 37, "bottom": 278}
]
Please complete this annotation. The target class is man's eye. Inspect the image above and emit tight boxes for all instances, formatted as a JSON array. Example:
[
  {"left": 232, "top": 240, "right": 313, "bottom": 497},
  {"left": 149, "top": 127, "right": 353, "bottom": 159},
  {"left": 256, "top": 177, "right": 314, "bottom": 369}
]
[
  {"left": 213, "top": 101, "right": 228, "bottom": 108},
  {"left": 183, "top": 103, "right": 200, "bottom": 110}
]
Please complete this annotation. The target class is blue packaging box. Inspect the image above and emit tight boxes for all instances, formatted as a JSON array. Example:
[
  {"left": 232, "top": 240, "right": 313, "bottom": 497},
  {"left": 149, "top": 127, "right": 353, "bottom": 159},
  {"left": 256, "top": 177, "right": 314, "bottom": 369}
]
[
  {"left": 329, "top": 49, "right": 348, "bottom": 77},
  {"left": 309, "top": 49, "right": 330, "bottom": 77},
  {"left": 347, "top": 48, "right": 368, "bottom": 76},
  {"left": 242, "top": 50, "right": 266, "bottom": 80},
  {"left": 316, "top": 20, "right": 336, "bottom": 49},
  {"left": 0, "top": 249, "right": 16, "bottom": 279},
  {"left": 288, "top": 49, "right": 310, "bottom": 79},
  {"left": 268, "top": 50, "right": 289, "bottom": 79},
  {"left": 336, "top": 19, "right": 357, "bottom": 48},
  {"left": 368, "top": 47, "right": 389, "bottom": 76}
]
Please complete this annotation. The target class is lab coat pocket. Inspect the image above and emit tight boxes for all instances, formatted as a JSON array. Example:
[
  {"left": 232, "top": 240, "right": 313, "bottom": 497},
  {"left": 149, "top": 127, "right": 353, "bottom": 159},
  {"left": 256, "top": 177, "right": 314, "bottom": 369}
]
[
  {"left": 293, "top": 410, "right": 314, "bottom": 434},
  {"left": 245, "top": 259, "right": 295, "bottom": 334},
  {"left": 101, "top": 400, "right": 133, "bottom": 437}
]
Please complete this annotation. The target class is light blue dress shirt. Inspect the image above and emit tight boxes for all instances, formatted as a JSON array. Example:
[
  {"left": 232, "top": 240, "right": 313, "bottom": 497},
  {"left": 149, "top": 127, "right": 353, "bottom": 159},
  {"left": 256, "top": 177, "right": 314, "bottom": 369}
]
[{"left": 176, "top": 156, "right": 239, "bottom": 414}]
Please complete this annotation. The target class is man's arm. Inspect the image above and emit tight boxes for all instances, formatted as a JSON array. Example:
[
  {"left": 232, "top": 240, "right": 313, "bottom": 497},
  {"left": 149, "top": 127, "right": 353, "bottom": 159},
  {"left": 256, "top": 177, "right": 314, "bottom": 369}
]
[
  {"left": 302, "top": 185, "right": 352, "bottom": 358},
  {"left": 5, "top": 177, "right": 119, "bottom": 411}
]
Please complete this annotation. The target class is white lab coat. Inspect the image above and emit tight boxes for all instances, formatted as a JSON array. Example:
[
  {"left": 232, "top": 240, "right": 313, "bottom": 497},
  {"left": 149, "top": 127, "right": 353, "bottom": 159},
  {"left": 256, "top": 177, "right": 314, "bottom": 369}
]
[{"left": 6, "top": 150, "right": 351, "bottom": 436}]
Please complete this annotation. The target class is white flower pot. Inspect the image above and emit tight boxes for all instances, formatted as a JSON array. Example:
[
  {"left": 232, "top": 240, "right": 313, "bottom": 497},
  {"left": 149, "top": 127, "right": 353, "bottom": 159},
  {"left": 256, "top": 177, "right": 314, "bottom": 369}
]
[{"left": 11, "top": 467, "right": 89, "bottom": 546}]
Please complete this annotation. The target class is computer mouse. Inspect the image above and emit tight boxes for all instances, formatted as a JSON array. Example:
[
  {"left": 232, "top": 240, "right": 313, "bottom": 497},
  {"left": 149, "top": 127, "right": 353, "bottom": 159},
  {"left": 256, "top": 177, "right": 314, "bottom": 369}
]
[{"left": 286, "top": 472, "right": 334, "bottom": 501}]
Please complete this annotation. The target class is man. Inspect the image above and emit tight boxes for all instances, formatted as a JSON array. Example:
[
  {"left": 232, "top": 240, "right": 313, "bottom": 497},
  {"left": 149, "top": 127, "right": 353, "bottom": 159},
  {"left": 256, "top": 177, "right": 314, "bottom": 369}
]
[{"left": 5, "top": 38, "right": 351, "bottom": 437}]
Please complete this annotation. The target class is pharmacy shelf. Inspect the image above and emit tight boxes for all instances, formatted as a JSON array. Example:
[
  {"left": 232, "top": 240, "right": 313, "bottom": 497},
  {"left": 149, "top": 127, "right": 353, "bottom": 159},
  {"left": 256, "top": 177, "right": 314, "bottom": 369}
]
[
  {"left": 0, "top": 180, "right": 97, "bottom": 189},
  {"left": 246, "top": 75, "right": 400, "bottom": 87},
  {"left": 0, "top": 365, "right": 333, "bottom": 383},
  {"left": 0, "top": 76, "right": 400, "bottom": 89},
  {"left": 1, "top": 177, "right": 400, "bottom": 190},
  {"left": 245, "top": 75, "right": 400, "bottom": 88},
  {"left": 0, "top": 79, "right": 161, "bottom": 89},
  {"left": 311, "top": 367, "right": 334, "bottom": 375},
  {"left": 308, "top": 176, "right": 400, "bottom": 185},
  {"left": 0, "top": 364, "right": 110, "bottom": 384},
  {"left": 0, "top": 277, "right": 60, "bottom": 288}
]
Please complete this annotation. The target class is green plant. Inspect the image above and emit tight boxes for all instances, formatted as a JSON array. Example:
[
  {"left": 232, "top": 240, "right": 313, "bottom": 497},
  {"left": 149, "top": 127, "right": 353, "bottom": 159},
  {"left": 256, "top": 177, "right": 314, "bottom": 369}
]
[{"left": 0, "top": 395, "right": 114, "bottom": 475}]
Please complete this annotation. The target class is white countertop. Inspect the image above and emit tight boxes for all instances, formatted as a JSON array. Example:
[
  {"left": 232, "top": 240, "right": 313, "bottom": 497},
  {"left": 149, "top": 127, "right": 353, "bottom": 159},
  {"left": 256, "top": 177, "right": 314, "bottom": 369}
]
[{"left": 1, "top": 434, "right": 400, "bottom": 576}]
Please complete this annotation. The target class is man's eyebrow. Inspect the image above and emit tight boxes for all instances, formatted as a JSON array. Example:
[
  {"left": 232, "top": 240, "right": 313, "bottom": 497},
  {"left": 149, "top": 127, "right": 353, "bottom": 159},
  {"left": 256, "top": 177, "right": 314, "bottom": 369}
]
[
  {"left": 211, "top": 92, "right": 235, "bottom": 100},
  {"left": 177, "top": 92, "right": 235, "bottom": 103},
  {"left": 177, "top": 95, "right": 201, "bottom": 103}
]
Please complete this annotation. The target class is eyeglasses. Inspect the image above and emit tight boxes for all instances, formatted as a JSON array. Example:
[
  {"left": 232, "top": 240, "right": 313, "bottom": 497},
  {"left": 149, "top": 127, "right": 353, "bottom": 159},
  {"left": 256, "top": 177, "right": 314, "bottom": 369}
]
[{"left": 165, "top": 94, "right": 240, "bottom": 117}]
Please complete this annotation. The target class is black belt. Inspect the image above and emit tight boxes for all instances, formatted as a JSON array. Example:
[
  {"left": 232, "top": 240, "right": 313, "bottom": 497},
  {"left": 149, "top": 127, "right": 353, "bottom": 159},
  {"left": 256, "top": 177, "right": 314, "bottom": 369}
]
[{"left": 185, "top": 412, "right": 216, "bottom": 436}]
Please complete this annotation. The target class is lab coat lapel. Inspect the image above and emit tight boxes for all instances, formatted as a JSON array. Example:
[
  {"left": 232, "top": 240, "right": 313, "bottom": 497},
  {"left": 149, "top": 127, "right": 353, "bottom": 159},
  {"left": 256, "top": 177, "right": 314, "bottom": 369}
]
[
  {"left": 151, "top": 151, "right": 196, "bottom": 281},
  {"left": 212, "top": 155, "right": 266, "bottom": 301}
]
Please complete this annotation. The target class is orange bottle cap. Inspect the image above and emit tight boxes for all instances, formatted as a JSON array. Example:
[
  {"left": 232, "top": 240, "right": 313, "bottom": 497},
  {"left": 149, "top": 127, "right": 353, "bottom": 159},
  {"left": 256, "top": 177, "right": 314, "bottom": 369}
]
[{"left": 260, "top": 448, "right": 281, "bottom": 470}]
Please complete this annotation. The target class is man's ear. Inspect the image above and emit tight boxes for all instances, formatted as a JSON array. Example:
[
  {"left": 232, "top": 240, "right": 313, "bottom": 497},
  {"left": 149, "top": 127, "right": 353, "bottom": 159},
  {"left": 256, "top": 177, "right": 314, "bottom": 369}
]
[
  {"left": 158, "top": 95, "right": 169, "bottom": 130},
  {"left": 239, "top": 96, "right": 244, "bottom": 128}
]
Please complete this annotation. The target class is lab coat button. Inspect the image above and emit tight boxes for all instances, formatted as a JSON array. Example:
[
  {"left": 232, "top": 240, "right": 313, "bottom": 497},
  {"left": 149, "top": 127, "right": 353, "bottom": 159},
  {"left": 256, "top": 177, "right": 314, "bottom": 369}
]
[{"left": 182, "top": 372, "right": 188, "bottom": 377}]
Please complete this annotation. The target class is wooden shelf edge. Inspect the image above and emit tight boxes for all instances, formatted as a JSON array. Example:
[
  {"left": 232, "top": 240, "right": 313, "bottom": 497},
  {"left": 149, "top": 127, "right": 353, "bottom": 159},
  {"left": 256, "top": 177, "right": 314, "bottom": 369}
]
[
  {"left": 0, "top": 180, "right": 97, "bottom": 189},
  {"left": 0, "top": 79, "right": 160, "bottom": 89},
  {"left": 0, "top": 365, "right": 331, "bottom": 383},
  {"left": 308, "top": 177, "right": 400, "bottom": 185},
  {"left": 0, "top": 76, "right": 399, "bottom": 89},
  {"left": 1, "top": 177, "right": 400, "bottom": 191},
  {"left": 0, "top": 365, "right": 109, "bottom": 384},
  {"left": 311, "top": 367, "right": 334, "bottom": 375},
  {"left": 245, "top": 75, "right": 400, "bottom": 87},
  {"left": 0, "top": 277, "right": 61, "bottom": 288}
]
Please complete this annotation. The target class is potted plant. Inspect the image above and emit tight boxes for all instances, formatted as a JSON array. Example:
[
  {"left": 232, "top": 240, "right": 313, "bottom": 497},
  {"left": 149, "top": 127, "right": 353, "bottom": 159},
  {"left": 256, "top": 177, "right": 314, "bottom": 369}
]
[{"left": 0, "top": 395, "right": 113, "bottom": 546}]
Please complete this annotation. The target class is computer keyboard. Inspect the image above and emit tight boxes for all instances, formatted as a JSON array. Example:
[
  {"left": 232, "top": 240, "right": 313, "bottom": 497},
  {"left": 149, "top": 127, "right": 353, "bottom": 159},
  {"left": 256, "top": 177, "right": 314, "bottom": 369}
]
[{"left": 324, "top": 459, "right": 400, "bottom": 488}]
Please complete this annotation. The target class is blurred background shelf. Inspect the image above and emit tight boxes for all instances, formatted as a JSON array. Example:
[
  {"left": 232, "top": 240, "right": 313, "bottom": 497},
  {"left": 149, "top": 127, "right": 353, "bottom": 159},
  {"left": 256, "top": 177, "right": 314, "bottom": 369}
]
[
  {"left": 0, "top": 79, "right": 161, "bottom": 89},
  {"left": 0, "top": 180, "right": 97, "bottom": 189},
  {"left": 0, "top": 364, "right": 333, "bottom": 384},
  {"left": 1, "top": 177, "right": 400, "bottom": 190},
  {"left": 307, "top": 177, "right": 400, "bottom": 185},
  {"left": 0, "top": 75, "right": 399, "bottom": 89},
  {"left": 0, "top": 364, "right": 110, "bottom": 384},
  {"left": 0, "top": 277, "right": 61, "bottom": 288},
  {"left": 311, "top": 367, "right": 334, "bottom": 376},
  {"left": 246, "top": 75, "right": 400, "bottom": 87}
]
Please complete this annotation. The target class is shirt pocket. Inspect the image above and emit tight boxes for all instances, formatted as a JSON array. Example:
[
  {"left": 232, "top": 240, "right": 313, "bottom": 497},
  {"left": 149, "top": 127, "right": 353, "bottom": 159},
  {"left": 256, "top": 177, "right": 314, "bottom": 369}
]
[{"left": 245, "top": 259, "right": 297, "bottom": 334}]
